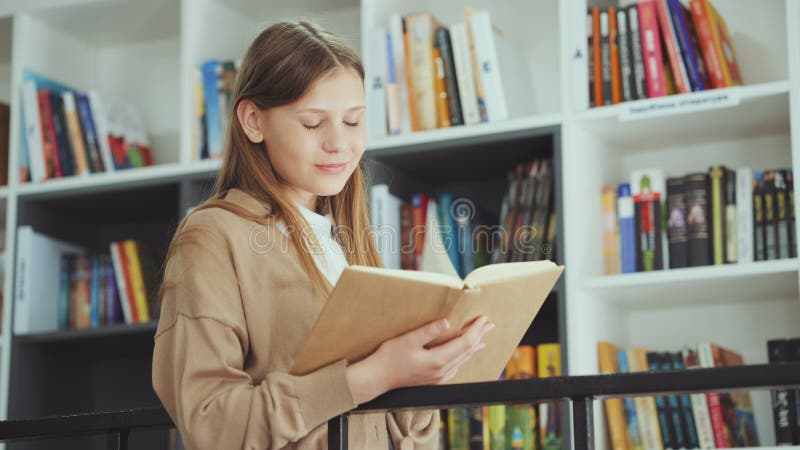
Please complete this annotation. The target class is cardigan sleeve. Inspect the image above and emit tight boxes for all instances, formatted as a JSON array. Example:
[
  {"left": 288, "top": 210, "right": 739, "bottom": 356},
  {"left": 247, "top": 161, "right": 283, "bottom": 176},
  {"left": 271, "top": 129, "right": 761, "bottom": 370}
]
[
  {"left": 386, "top": 410, "right": 440, "bottom": 450},
  {"left": 152, "top": 224, "right": 357, "bottom": 450}
]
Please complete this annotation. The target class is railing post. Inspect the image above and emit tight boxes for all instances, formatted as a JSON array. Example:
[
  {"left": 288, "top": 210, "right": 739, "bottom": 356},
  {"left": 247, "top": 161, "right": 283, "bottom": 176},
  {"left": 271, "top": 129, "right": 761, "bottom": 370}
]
[
  {"left": 107, "top": 429, "right": 129, "bottom": 450},
  {"left": 327, "top": 413, "right": 348, "bottom": 450},
  {"left": 571, "top": 396, "right": 594, "bottom": 450}
]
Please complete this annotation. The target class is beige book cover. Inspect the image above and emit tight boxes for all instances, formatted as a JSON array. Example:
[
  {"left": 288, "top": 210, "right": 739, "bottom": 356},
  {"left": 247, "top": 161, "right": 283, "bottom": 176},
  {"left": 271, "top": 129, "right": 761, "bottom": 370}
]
[{"left": 290, "top": 244, "right": 564, "bottom": 384}]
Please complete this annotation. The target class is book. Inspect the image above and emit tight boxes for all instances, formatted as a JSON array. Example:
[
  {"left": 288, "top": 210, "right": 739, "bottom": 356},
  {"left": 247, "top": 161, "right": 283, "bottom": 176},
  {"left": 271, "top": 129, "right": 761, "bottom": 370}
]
[
  {"left": 626, "top": 5, "right": 648, "bottom": 100},
  {"left": 290, "top": 259, "right": 564, "bottom": 385},
  {"left": 768, "top": 339, "right": 796, "bottom": 445},
  {"left": 666, "top": 177, "right": 689, "bottom": 268},
  {"left": 655, "top": 0, "right": 690, "bottom": 93},
  {"left": 735, "top": 168, "right": 753, "bottom": 263},
  {"left": 366, "top": 28, "right": 389, "bottom": 138},
  {"left": 598, "top": 342, "right": 630, "bottom": 450},
  {"left": 618, "top": 183, "right": 637, "bottom": 273},
  {"left": 789, "top": 338, "right": 800, "bottom": 445},
  {"left": 538, "top": 343, "right": 563, "bottom": 450},
  {"left": 603, "top": 186, "right": 621, "bottom": 274},
  {"left": 600, "top": 10, "right": 613, "bottom": 106},
  {"left": 14, "top": 226, "right": 85, "bottom": 334},
  {"left": 450, "top": 22, "right": 481, "bottom": 126},
  {"left": 609, "top": 7, "right": 623, "bottom": 104},
  {"left": 617, "top": 349, "right": 645, "bottom": 450},
  {"left": 616, "top": 8, "right": 636, "bottom": 102},
  {"left": 637, "top": 1, "right": 667, "bottom": 98},
  {"left": 682, "top": 346, "right": 716, "bottom": 448},
  {"left": 685, "top": 173, "right": 711, "bottom": 267},
  {"left": 753, "top": 172, "right": 766, "bottom": 261}
]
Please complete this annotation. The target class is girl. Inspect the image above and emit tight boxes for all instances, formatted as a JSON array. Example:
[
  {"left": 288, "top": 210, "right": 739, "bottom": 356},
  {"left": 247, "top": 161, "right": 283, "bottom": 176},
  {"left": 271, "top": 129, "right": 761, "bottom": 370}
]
[{"left": 152, "top": 21, "right": 492, "bottom": 450}]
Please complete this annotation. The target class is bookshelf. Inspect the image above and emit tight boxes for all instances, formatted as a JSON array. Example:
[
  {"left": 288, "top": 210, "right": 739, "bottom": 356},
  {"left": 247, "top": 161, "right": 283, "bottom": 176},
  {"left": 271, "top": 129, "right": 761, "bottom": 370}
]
[{"left": 0, "top": 0, "right": 795, "bottom": 450}]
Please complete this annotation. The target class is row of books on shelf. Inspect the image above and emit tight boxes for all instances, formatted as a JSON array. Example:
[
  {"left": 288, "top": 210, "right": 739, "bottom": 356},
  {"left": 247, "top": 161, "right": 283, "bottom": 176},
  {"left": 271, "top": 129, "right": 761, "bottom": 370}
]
[
  {"left": 192, "top": 59, "right": 239, "bottom": 160},
  {"left": 439, "top": 343, "right": 563, "bottom": 450},
  {"left": 369, "top": 159, "right": 556, "bottom": 277},
  {"left": 767, "top": 338, "right": 800, "bottom": 445},
  {"left": 367, "top": 8, "right": 526, "bottom": 139},
  {"left": 588, "top": 0, "right": 742, "bottom": 108},
  {"left": 598, "top": 341, "right": 762, "bottom": 449},
  {"left": 602, "top": 166, "right": 795, "bottom": 275},
  {"left": 20, "top": 70, "right": 155, "bottom": 184},
  {"left": 14, "top": 225, "right": 164, "bottom": 335}
]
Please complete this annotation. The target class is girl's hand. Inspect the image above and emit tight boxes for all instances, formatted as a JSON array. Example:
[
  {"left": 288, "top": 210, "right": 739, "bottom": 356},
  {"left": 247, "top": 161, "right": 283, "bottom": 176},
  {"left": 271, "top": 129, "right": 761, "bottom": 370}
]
[{"left": 346, "top": 315, "right": 495, "bottom": 404}]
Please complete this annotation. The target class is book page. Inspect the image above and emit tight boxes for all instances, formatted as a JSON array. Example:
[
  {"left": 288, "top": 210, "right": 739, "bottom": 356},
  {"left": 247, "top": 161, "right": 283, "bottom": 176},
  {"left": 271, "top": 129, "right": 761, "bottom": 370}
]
[{"left": 463, "top": 259, "right": 559, "bottom": 288}]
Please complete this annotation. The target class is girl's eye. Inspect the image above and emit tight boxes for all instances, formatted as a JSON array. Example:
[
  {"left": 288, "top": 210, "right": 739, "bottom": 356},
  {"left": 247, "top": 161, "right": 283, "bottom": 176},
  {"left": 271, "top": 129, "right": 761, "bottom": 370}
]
[
  {"left": 345, "top": 121, "right": 360, "bottom": 127},
  {"left": 303, "top": 123, "right": 321, "bottom": 130}
]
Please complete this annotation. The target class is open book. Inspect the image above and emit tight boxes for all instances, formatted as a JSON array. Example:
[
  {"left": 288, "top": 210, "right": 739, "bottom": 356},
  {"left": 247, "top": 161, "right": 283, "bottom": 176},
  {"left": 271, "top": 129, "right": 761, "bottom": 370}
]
[{"left": 290, "top": 252, "right": 564, "bottom": 384}]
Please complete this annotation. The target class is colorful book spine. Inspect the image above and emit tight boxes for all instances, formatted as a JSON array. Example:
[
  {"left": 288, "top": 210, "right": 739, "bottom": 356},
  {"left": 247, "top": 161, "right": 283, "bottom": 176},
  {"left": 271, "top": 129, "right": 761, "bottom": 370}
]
[
  {"left": 689, "top": 0, "right": 726, "bottom": 88},
  {"left": 647, "top": 352, "right": 678, "bottom": 449},
  {"left": 634, "top": 191, "right": 663, "bottom": 271},
  {"left": 768, "top": 339, "right": 796, "bottom": 445},
  {"left": 598, "top": 342, "right": 630, "bottom": 450},
  {"left": 655, "top": 0, "right": 690, "bottom": 93},
  {"left": 538, "top": 344, "right": 562, "bottom": 450},
  {"left": 600, "top": 10, "right": 613, "bottom": 106},
  {"left": 616, "top": 8, "right": 636, "bottom": 102},
  {"left": 637, "top": 1, "right": 667, "bottom": 98},
  {"left": 609, "top": 7, "right": 623, "bottom": 104},
  {"left": 684, "top": 173, "right": 711, "bottom": 266},
  {"left": 618, "top": 183, "right": 637, "bottom": 273},
  {"left": 617, "top": 350, "right": 645, "bottom": 450},
  {"left": 435, "top": 27, "right": 463, "bottom": 127},
  {"left": 385, "top": 33, "right": 401, "bottom": 136},
  {"left": 592, "top": 8, "right": 603, "bottom": 106},
  {"left": 666, "top": 177, "right": 689, "bottom": 268},
  {"left": 764, "top": 170, "right": 777, "bottom": 260},
  {"left": 668, "top": 352, "right": 700, "bottom": 449},
  {"left": 776, "top": 170, "right": 790, "bottom": 259},
  {"left": 602, "top": 186, "right": 620, "bottom": 275},
  {"left": 668, "top": 0, "right": 704, "bottom": 91},
  {"left": 626, "top": 5, "right": 647, "bottom": 100},
  {"left": 753, "top": 172, "right": 766, "bottom": 261}
]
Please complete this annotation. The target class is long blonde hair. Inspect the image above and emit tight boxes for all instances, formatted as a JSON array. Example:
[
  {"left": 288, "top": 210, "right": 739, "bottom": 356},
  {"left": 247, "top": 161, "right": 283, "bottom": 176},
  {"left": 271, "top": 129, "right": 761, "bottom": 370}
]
[{"left": 159, "top": 21, "right": 383, "bottom": 301}]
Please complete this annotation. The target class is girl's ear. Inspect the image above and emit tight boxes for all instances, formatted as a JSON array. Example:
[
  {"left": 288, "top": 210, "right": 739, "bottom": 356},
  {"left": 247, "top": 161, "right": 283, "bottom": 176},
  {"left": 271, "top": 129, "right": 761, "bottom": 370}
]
[{"left": 237, "top": 99, "right": 264, "bottom": 143}]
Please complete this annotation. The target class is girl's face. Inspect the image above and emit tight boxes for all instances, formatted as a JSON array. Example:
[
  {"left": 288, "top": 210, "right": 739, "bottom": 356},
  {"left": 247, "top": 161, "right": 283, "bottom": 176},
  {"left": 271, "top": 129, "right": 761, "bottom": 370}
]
[{"left": 242, "top": 66, "right": 367, "bottom": 210}]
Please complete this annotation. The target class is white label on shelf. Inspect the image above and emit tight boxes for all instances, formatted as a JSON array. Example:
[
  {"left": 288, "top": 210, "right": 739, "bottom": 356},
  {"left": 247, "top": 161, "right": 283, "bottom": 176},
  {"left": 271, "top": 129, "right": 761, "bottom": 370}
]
[{"left": 619, "top": 87, "right": 742, "bottom": 121}]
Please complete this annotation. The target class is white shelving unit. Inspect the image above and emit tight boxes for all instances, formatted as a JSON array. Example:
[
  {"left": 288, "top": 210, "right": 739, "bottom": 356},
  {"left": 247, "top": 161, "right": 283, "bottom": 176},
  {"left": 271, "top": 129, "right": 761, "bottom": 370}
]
[
  {"left": 561, "top": 0, "right": 800, "bottom": 448},
  {"left": 0, "top": 0, "right": 796, "bottom": 449}
]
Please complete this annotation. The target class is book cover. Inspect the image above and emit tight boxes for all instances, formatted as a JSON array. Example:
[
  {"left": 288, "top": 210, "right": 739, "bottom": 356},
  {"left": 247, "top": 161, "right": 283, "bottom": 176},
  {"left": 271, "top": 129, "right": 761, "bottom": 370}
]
[
  {"left": 707, "top": 2, "right": 743, "bottom": 85},
  {"left": 466, "top": 406, "right": 484, "bottom": 450},
  {"left": 710, "top": 165, "right": 728, "bottom": 265},
  {"left": 682, "top": 346, "right": 716, "bottom": 448},
  {"left": 603, "top": 186, "right": 621, "bottom": 274},
  {"left": 609, "top": 7, "right": 623, "bottom": 104},
  {"left": 366, "top": 29, "right": 389, "bottom": 138},
  {"left": 617, "top": 349, "right": 645, "bottom": 450},
  {"left": 716, "top": 346, "right": 760, "bottom": 446},
  {"left": 646, "top": 352, "right": 678, "bottom": 449},
  {"left": 600, "top": 10, "right": 613, "bottom": 106},
  {"left": 435, "top": 27, "right": 463, "bottom": 127},
  {"left": 667, "top": 352, "right": 700, "bottom": 449},
  {"left": 637, "top": 1, "right": 667, "bottom": 97},
  {"left": 432, "top": 46, "right": 451, "bottom": 129},
  {"left": 666, "top": 177, "right": 689, "bottom": 268},
  {"left": 626, "top": 5, "right": 647, "bottom": 100},
  {"left": 698, "top": 343, "right": 731, "bottom": 448},
  {"left": 616, "top": 8, "right": 636, "bottom": 102},
  {"left": 764, "top": 170, "right": 777, "bottom": 260},
  {"left": 450, "top": 22, "right": 480, "bottom": 125},
  {"left": 598, "top": 342, "right": 630, "bottom": 450},
  {"left": 291, "top": 260, "right": 563, "bottom": 384},
  {"left": 689, "top": 0, "right": 726, "bottom": 88},
  {"left": 753, "top": 172, "right": 766, "bottom": 261},
  {"left": 788, "top": 338, "right": 800, "bottom": 444},
  {"left": 629, "top": 348, "right": 665, "bottom": 450},
  {"left": 788, "top": 169, "right": 797, "bottom": 258},
  {"left": 684, "top": 173, "right": 711, "bottom": 266},
  {"left": 634, "top": 192, "right": 664, "bottom": 271},
  {"left": 668, "top": 0, "right": 704, "bottom": 91},
  {"left": 389, "top": 14, "right": 412, "bottom": 134},
  {"left": 448, "top": 407, "right": 469, "bottom": 450},
  {"left": 618, "top": 183, "right": 637, "bottom": 273},
  {"left": 655, "top": 0, "right": 690, "bottom": 93},
  {"left": 538, "top": 343, "right": 562, "bottom": 450},
  {"left": 768, "top": 339, "right": 796, "bottom": 445},
  {"left": 593, "top": 8, "right": 604, "bottom": 106},
  {"left": 775, "top": 170, "right": 790, "bottom": 259},
  {"left": 735, "top": 168, "right": 753, "bottom": 263},
  {"left": 406, "top": 12, "right": 439, "bottom": 130},
  {"left": 724, "top": 168, "right": 737, "bottom": 263},
  {"left": 384, "top": 33, "right": 401, "bottom": 136}
]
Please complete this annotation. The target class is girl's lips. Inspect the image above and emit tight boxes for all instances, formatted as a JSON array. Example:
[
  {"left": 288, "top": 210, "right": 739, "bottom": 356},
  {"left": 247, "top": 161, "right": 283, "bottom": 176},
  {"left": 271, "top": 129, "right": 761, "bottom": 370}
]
[{"left": 315, "top": 163, "right": 347, "bottom": 174}]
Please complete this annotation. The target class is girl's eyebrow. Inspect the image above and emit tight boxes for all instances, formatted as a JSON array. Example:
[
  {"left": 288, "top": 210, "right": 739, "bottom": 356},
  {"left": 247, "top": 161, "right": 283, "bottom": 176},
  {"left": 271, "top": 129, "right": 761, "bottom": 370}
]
[{"left": 295, "top": 105, "right": 366, "bottom": 114}]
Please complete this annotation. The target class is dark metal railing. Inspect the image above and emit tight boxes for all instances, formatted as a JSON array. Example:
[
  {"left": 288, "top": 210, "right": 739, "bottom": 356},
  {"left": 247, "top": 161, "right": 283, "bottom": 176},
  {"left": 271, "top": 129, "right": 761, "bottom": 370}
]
[{"left": 0, "top": 363, "right": 798, "bottom": 450}]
